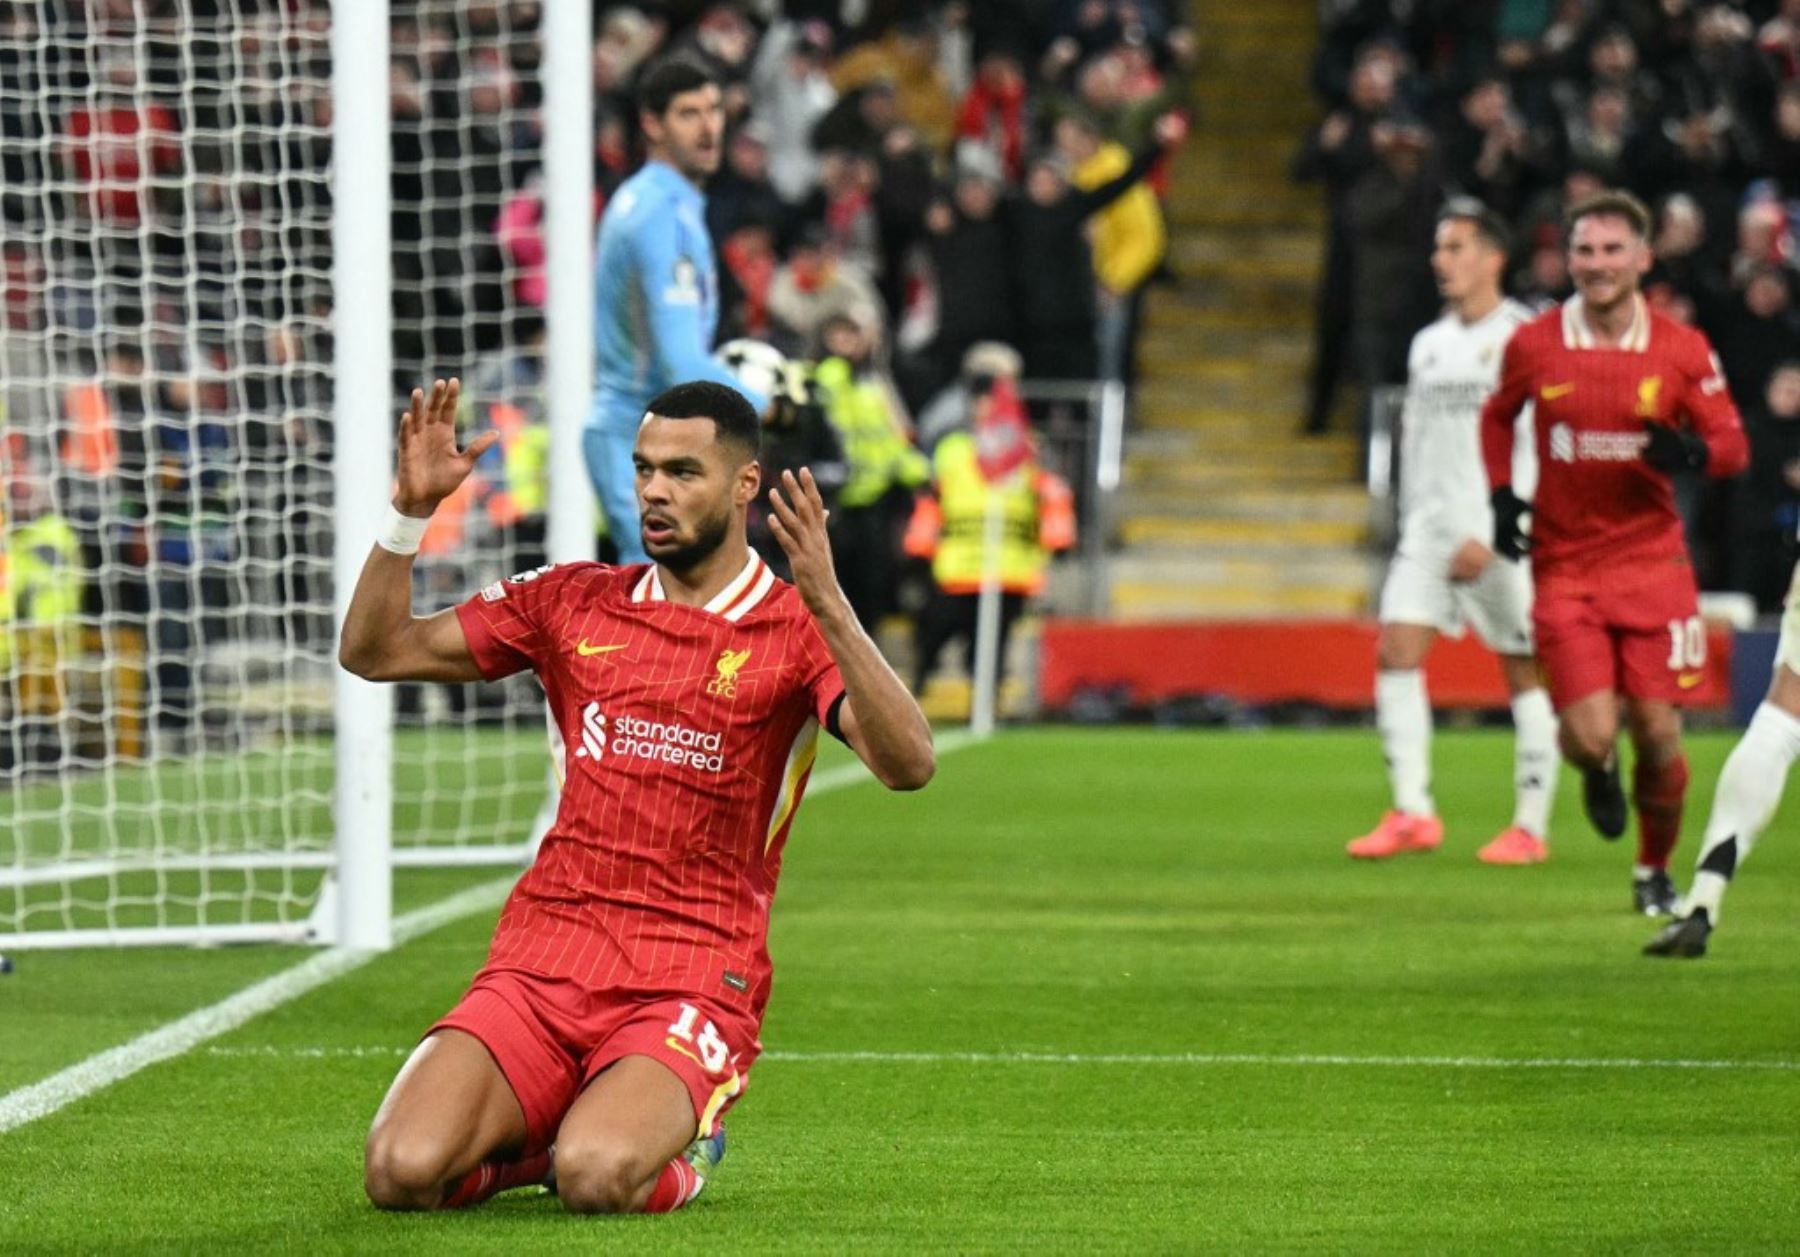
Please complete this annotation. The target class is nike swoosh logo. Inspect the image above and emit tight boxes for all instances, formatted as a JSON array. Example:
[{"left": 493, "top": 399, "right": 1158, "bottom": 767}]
[
  {"left": 576, "top": 641, "right": 627, "bottom": 657},
  {"left": 1677, "top": 673, "right": 1704, "bottom": 690},
  {"left": 1540, "top": 383, "right": 1576, "bottom": 400}
]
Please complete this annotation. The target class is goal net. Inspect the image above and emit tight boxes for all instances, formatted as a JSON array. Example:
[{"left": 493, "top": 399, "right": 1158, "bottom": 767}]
[
  {"left": 0, "top": 0, "right": 561, "bottom": 947},
  {"left": 384, "top": 0, "right": 556, "bottom": 867}
]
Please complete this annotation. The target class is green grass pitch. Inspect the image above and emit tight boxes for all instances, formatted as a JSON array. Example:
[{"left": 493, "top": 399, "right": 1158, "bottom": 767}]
[{"left": 1, "top": 728, "right": 1796, "bottom": 1253}]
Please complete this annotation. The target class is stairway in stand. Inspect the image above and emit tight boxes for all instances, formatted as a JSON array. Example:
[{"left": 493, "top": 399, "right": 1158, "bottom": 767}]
[{"left": 1112, "top": 0, "right": 1377, "bottom": 620}]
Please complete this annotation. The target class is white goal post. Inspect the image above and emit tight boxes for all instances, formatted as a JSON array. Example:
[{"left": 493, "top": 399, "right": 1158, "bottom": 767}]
[
  {"left": 0, "top": 0, "right": 594, "bottom": 949},
  {"left": 330, "top": 0, "right": 395, "bottom": 950}
]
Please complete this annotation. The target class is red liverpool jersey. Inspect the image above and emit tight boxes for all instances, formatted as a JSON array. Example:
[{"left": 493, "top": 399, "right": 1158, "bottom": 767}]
[
  {"left": 1479, "top": 295, "right": 1748, "bottom": 584},
  {"left": 453, "top": 550, "right": 845, "bottom": 1022}
]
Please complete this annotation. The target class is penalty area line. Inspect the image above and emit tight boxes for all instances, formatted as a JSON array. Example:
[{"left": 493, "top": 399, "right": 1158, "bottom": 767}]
[
  {"left": 0, "top": 729, "right": 985, "bottom": 1137},
  {"left": 195, "top": 1045, "right": 1800, "bottom": 1073}
]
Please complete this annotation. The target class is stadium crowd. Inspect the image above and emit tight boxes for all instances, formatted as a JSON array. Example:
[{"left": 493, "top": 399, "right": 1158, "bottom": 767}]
[
  {"left": 1298, "top": 0, "right": 1800, "bottom": 611},
  {"left": 0, "top": 0, "right": 1191, "bottom": 745}
]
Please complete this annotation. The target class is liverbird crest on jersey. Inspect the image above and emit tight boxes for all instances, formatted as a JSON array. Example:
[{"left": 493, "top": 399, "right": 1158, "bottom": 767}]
[{"left": 707, "top": 647, "right": 753, "bottom": 698}]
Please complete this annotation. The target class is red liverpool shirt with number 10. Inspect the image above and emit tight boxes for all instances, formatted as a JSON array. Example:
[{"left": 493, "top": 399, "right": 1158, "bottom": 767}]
[
  {"left": 1479, "top": 295, "right": 1748, "bottom": 586},
  {"left": 453, "top": 551, "right": 845, "bottom": 1022}
]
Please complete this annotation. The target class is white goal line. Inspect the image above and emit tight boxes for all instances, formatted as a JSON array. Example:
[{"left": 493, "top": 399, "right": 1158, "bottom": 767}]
[{"left": 196, "top": 1044, "right": 1800, "bottom": 1073}]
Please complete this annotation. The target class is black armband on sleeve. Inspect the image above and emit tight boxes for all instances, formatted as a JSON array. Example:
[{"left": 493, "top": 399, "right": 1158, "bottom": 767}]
[{"left": 825, "top": 691, "right": 848, "bottom": 744}]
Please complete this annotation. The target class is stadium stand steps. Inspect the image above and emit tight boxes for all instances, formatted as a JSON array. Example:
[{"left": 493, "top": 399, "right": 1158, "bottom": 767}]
[{"left": 1118, "top": 0, "right": 1377, "bottom": 620}]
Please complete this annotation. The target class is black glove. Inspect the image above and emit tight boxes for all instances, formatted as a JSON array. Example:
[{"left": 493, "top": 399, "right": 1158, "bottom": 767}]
[
  {"left": 1642, "top": 421, "right": 1709, "bottom": 474},
  {"left": 1491, "top": 486, "right": 1532, "bottom": 561}
]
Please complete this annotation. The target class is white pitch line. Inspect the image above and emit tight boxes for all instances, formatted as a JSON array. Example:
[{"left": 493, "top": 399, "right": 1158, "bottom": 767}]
[
  {"left": 195, "top": 1045, "right": 1800, "bottom": 1073},
  {"left": 0, "top": 730, "right": 984, "bottom": 1137},
  {"left": 756, "top": 1049, "right": 1800, "bottom": 1072}
]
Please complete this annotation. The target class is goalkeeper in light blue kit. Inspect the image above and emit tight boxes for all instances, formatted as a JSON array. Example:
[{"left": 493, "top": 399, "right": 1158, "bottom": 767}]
[{"left": 588, "top": 55, "right": 766, "bottom": 562}]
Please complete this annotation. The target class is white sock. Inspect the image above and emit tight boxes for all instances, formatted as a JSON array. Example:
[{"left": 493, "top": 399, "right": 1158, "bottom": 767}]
[
  {"left": 1684, "top": 701, "right": 1800, "bottom": 923},
  {"left": 1509, "top": 687, "right": 1558, "bottom": 839},
  {"left": 1376, "top": 669, "right": 1434, "bottom": 816}
]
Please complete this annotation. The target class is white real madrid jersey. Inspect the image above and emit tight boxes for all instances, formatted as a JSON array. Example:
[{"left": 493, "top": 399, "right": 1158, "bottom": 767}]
[{"left": 1397, "top": 298, "right": 1538, "bottom": 554}]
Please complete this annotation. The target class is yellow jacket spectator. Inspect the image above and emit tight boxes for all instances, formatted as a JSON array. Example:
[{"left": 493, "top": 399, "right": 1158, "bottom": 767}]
[
  {"left": 463, "top": 336, "right": 555, "bottom": 572},
  {"left": 478, "top": 400, "right": 549, "bottom": 530},
  {"left": 1, "top": 505, "right": 86, "bottom": 677},
  {"left": 812, "top": 315, "right": 927, "bottom": 629},
  {"left": 904, "top": 430, "right": 1075, "bottom": 597},
  {"left": 903, "top": 404, "right": 1076, "bottom": 695},
  {"left": 1071, "top": 138, "right": 1166, "bottom": 296},
  {"left": 1055, "top": 110, "right": 1166, "bottom": 384},
  {"left": 814, "top": 355, "right": 928, "bottom": 510}
]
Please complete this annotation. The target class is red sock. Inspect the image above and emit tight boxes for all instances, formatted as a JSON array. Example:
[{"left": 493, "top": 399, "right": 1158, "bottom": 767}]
[
  {"left": 639, "top": 1156, "right": 701, "bottom": 1214},
  {"left": 1633, "top": 752, "right": 1689, "bottom": 870},
  {"left": 441, "top": 1151, "right": 551, "bottom": 1210}
]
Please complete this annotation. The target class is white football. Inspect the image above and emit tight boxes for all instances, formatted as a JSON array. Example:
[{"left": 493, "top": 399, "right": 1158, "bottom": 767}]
[{"left": 715, "top": 338, "right": 787, "bottom": 401}]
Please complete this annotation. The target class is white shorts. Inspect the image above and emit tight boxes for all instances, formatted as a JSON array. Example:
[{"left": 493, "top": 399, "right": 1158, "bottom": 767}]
[
  {"left": 1379, "top": 544, "right": 1535, "bottom": 656},
  {"left": 1780, "top": 562, "right": 1800, "bottom": 676}
]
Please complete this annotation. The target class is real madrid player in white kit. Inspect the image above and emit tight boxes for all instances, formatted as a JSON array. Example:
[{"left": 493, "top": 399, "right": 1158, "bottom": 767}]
[
  {"left": 1348, "top": 200, "right": 1561, "bottom": 865},
  {"left": 1646, "top": 551, "right": 1800, "bottom": 957}
]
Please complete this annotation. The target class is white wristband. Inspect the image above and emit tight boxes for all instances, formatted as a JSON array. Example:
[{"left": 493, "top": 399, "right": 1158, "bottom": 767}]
[{"left": 376, "top": 503, "right": 431, "bottom": 555}]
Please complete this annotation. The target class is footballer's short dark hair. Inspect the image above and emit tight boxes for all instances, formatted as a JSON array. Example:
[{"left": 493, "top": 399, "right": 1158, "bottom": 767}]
[
  {"left": 1566, "top": 189, "right": 1652, "bottom": 240},
  {"left": 638, "top": 54, "right": 719, "bottom": 118},
  {"left": 644, "top": 379, "right": 760, "bottom": 458},
  {"left": 1438, "top": 196, "right": 1512, "bottom": 256}
]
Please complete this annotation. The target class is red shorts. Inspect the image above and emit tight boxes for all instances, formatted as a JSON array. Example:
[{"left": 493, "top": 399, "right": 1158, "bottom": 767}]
[
  {"left": 1532, "top": 564, "right": 1704, "bottom": 710},
  {"left": 429, "top": 969, "right": 760, "bottom": 1157}
]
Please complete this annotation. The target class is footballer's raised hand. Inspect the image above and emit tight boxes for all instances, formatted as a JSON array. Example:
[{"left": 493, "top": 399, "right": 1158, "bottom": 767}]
[
  {"left": 767, "top": 467, "right": 842, "bottom": 615},
  {"left": 394, "top": 378, "right": 498, "bottom": 518}
]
